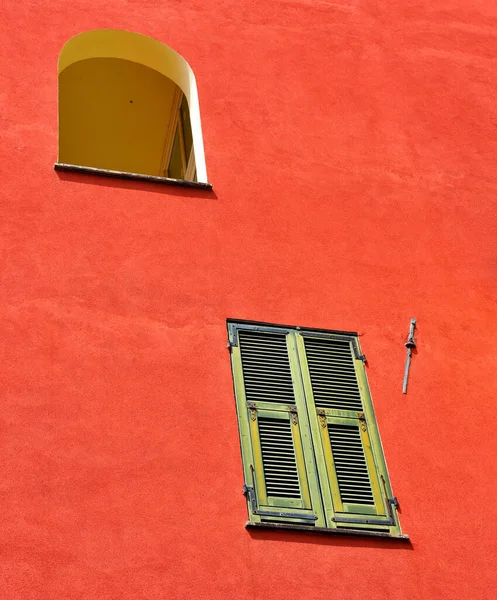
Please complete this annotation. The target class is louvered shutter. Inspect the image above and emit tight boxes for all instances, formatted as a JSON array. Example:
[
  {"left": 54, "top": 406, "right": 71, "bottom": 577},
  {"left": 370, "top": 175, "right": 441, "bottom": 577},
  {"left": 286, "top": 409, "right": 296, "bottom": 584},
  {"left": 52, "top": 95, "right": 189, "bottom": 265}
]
[
  {"left": 297, "top": 332, "right": 398, "bottom": 530},
  {"left": 229, "top": 324, "right": 325, "bottom": 526}
]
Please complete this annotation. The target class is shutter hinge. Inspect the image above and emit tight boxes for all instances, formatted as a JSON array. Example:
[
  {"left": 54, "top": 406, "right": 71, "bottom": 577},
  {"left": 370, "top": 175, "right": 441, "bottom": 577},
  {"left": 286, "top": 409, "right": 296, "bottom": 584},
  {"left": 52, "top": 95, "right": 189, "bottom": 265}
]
[
  {"left": 351, "top": 339, "right": 366, "bottom": 362},
  {"left": 248, "top": 403, "right": 257, "bottom": 421},
  {"left": 356, "top": 412, "right": 367, "bottom": 431},
  {"left": 243, "top": 484, "right": 258, "bottom": 513},
  {"left": 389, "top": 496, "right": 399, "bottom": 509},
  {"left": 317, "top": 409, "right": 327, "bottom": 428},
  {"left": 227, "top": 327, "right": 239, "bottom": 348}
]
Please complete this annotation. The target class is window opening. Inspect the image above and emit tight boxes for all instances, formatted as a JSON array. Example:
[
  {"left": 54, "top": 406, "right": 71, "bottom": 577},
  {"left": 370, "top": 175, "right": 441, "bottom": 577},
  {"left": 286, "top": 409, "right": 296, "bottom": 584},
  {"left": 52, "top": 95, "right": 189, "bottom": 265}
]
[{"left": 57, "top": 29, "right": 208, "bottom": 184}]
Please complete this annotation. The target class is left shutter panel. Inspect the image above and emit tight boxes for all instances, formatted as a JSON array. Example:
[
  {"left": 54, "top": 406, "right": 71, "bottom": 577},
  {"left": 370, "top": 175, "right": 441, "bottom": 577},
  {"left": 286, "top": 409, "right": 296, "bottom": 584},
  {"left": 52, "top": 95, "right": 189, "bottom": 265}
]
[{"left": 229, "top": 324, "right": 324, "bottom": 526}]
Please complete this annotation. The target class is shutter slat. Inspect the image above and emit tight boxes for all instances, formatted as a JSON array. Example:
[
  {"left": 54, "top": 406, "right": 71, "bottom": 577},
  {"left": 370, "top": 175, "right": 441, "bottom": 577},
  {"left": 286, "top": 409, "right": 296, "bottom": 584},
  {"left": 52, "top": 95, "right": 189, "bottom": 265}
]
[
  {"left": 304, "top": 337, "right": 363, "bottom": 411},
  {"left": 310, "top": 376, "right": 359, "bottom": 383},
  {"left": 241, "top": 380, "right": 295, "bottom": 389},
  {"left": 328, "top": 423, "right": 374, "bottom": 505},
  {"left": 239, "top": 331, "right": 296, "bottom": 405},
  {"left": 259, "top": 416, "right": 302, "bottom": 499}
]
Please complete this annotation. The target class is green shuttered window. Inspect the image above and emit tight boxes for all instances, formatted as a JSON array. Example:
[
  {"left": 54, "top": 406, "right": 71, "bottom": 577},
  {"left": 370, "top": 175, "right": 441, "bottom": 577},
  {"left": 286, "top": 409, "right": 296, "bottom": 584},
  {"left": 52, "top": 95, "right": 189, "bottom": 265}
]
[{"left": 228, "top": 320, "right": 404, "bottom": 537}]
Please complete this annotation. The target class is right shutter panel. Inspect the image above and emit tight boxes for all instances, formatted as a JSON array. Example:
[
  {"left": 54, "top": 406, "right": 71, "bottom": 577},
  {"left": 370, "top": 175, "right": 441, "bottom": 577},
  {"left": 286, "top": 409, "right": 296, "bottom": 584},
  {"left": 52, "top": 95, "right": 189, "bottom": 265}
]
[
  {"left": 229, "top": 325, "right": 324, "bottom": 526},
  {"left": 298, "top": 333, "right": 399, "bottom": 531}
]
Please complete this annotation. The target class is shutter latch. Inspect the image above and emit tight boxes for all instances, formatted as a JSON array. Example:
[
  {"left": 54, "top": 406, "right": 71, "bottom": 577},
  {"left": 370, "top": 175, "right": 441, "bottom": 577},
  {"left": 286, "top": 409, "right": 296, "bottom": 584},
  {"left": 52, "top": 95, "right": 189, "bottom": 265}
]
[
  {"left": 243, "top": 484, "right": 258, "bottom": 512},
  {"left": 382, "top": 474, "right": 400, "bottom": 518}
]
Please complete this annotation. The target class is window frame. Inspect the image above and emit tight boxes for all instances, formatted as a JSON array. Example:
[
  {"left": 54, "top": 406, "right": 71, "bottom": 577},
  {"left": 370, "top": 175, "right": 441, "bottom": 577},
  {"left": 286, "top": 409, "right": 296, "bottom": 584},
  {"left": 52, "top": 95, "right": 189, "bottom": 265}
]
[
  {"left": 161, "top": 88, "right": 196, "bottom": 181},
  {"left": 228, "top": 319, "right": 407, "bottom": 539}
]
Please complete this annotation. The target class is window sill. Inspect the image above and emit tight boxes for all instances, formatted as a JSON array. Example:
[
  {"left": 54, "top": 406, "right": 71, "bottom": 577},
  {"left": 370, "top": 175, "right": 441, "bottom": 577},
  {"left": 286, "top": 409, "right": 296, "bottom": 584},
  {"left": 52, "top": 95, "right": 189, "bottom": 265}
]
[
  {"left": 246, "top": 521, "right": 410, "bottom": 540},
  {"left": 54, "top": 163, "right": 213, "bottom": 191}
]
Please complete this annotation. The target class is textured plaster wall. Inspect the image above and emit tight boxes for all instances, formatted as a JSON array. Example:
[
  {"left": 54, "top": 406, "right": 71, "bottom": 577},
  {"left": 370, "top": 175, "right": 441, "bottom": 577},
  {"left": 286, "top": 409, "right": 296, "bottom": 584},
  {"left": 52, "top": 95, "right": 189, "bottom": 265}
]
[{"left": 1, "top": 1, "right": 497, "bottom": 599}]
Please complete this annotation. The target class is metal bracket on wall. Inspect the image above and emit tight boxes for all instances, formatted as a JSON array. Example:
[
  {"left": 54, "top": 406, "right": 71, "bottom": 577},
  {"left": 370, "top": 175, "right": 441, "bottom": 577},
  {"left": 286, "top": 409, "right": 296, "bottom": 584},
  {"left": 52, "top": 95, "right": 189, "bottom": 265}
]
[{"left": 402, "top": 318, "right": 417, "bottom": 394}]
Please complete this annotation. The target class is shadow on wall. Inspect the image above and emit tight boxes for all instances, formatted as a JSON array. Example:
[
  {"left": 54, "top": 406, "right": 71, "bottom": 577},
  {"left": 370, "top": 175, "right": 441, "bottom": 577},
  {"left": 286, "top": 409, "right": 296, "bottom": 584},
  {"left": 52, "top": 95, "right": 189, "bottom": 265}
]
[
  {"left": 54, "top": 168, "right": 217, "bottom": 200},
  {"left": 246, "top": 527, "right": 415, "bottom": 550}
]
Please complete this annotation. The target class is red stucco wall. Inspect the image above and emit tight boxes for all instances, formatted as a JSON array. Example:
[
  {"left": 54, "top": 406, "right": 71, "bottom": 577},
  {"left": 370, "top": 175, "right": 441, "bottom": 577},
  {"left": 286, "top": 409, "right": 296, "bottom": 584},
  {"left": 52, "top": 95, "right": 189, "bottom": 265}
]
[{"left": 2, "top": 1, "right": 497, "bottom": 598}]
